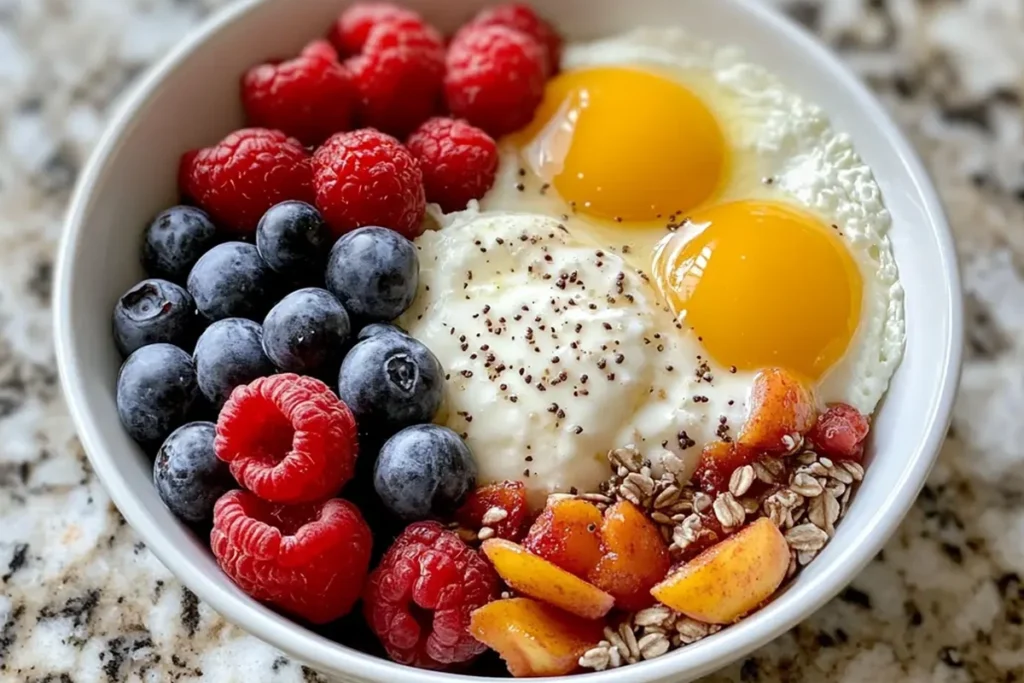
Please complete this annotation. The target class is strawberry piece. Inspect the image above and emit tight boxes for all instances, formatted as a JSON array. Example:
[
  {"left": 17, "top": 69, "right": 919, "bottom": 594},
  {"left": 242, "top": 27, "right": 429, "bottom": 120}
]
[
  {"left": 808, "top": 403, "right": 870, "bottom": 461},
  {"left": 455, "top": 480, "right": 529, "bottom": 541}
]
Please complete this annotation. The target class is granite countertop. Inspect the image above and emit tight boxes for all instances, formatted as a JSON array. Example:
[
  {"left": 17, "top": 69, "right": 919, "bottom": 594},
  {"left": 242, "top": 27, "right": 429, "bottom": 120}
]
[{"left": 1, "top": 0, "right": 1023, "bottom": 681}]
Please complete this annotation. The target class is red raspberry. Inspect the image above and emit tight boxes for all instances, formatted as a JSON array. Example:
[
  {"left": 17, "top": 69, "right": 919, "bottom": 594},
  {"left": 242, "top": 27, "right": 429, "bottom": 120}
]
[
  {"left": 211, "top": 490, "right": 372, "bottom": 624},
  {"left": 242, "top": 48, "right": 356, "bottom": 146},
  {"left": 454, "top": 480, "right": 529, "bottom": 541},
  {"left": 364, "top": 521, "right": 499, "bottom": 669},
  {"left": 808, "top": 403, "right": 870, "bottom": 461},
  {"left": 301, "top": 39, "right": 340, "bottom": 62},
  {"left": 312, "top": 129, "right": 426, "bottom": 239},
  {"left": 215, "top": 374, "right": 358, "bottom": 504},
  {"left": 347, "top": 22, "right": 445, "bottom": 136},
  {"left": 328, "top": 2, "right": 424, "bottom": 55},
  {"left": 406, "top": 117, "right": 498, "bottom": 212},
  {"left": 445, "top": 26, "right": 546, "bottom": 137},
  {"left": 178, "top": 128, "right": 314, "bottom": 234},
  {"left": 458, "top": 3, "right": 562, "bottom": 76}
]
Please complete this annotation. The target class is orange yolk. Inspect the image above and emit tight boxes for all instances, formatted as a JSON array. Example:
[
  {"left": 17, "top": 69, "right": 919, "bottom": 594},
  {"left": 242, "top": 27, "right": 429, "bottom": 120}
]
[
  {"left": 515, "top": 66, "right": 727, "bottom": 223},
  {"left": 654, "top": 201, "right": 863, "bottom": 379}
]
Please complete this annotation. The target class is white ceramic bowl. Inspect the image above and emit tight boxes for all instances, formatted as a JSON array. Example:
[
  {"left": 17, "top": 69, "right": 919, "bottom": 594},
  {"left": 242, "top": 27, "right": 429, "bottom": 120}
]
[{"left": 55, "top": 0, "right": 963, "bottom": 680}]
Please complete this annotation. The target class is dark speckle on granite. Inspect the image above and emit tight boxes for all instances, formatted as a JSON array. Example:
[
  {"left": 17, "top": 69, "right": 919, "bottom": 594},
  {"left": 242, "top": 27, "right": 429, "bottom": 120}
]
[
  {"left": 839, "top": 586, "right": 873, "bottom": 609},
  {"left": 2, "top": 542, "right": 28, "bottom": 583},
  {"left": 180, "top": 586, "right": 199, "bottom": 637}
]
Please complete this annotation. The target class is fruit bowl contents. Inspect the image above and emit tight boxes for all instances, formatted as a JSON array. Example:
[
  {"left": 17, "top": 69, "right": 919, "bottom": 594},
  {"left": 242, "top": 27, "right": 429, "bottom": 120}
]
[{"left": 113, "top": 1, "right": 905, "bottom": 676}]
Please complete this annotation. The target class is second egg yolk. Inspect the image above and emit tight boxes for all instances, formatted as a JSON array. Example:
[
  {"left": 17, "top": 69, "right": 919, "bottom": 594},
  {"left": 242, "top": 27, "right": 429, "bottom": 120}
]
[
  {"left": 517, "top": 66, "right": 727, "bottom": 223},
  {"left": 653, "top": 201, "right": 863, "bottom": 380}
]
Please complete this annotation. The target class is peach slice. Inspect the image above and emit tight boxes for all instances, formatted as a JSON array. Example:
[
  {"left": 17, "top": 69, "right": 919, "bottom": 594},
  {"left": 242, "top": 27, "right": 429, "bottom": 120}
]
[
  {"left": 524, "top": 498, "right": 604, "bottom": 578},
  {"left": 738, "top": 368, "right": 817, "bottom": 452},
  {"left": 651, "top": 518, "right": 790, "bottom": 624},
  {"left": 481, "top": 539, "right": 615, "bottom": 620},
  {"left": 692, "top": 440, "right": 758, "bottom": 494},
  {"left": 587, "top": 501, "right": 671, "bottom": 611},
  {"left": 469, "top": 598, "right": 604, "bottom": 677}
]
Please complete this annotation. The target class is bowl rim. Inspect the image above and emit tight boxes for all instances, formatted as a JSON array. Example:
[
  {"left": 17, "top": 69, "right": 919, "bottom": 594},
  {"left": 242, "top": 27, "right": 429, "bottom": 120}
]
[{"left": 54, "top": 0, "right": 963, "bottom": 681}]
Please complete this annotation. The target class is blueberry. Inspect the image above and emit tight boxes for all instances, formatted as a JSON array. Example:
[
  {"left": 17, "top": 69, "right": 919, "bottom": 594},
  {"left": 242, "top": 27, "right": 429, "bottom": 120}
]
[
  {"left": 338, "top": 333, "right": 443, "bottom": 434},
  {"left": 262, "top": 288, "right": 350, "bottom": 376},
  {"left": 187, "top": 242, "right": 277, "bottom": 322},
  {"left": 374, "top": 424, "right": 477, "bottom": 521},
  {"left": 112, "top": 279, "right": 198, "bottom": 357},
  {"left": 117, "top": 343, "right": 199, "bottom": 449},
  {"left": 143, "top": 206, "right": 219, "bottom": 283},
  {"left": 256, "top": 201, "right": 332, "bottom": 277},
  {"left": 153, "top": 422, "right": 233, "bottom": 524},
  {"left": 193, "top": 318, "right": 274, "bottom": 407},
  {"left": 325, "top": 226, "right": 419, "bottom": 322},
  {"left": 356, "top": 322, "right": 407, "bottom": 342}
]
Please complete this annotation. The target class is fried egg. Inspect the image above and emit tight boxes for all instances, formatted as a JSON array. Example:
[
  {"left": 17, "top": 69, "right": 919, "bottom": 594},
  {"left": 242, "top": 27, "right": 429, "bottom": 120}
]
[
  {"left": 406, "top": 28, "right": 904, "bottom": 503},
  {"left": 482, "top": 27, "right": 905, "bottom": 416}
]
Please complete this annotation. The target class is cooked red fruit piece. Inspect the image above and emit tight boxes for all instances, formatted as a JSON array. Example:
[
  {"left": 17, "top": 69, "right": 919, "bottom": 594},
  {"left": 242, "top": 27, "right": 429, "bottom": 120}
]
[
  {"left": 469, "top": 598, "right": 604, "bottom": 677},
  {"left": 312, "top": 129, "right": 426, "bottom": 239},
  {"left": 738, "top": 368, "right": 817, "bottom": 452},
  {"left": 242, "top": 47, "right": 356, "bottom": 146},
  {"left": 692, "top": 440, "right": 758, "bottom": 494},
  {"left": 457, "top": 3, "right": 563, "bottom": 76},
  {"left": 524, "top": 498, "right": 603, "bottom": 578},
  {"left": 674, "top": 512, "right": 729, "bottom": 563},
  {"left": 406, "top": 117, "right": 499, "bottom": 212},
  {"left": 328, "top": 2, "right": 424, "bottom": 55},
  {"left": 455, "top": 480, "right": 529, "bottom": 541},
  {"left": 587, "top": 501, "right": 671, "bottom": 611},
  {"left": 347, "top": 20, "right": 445, "bottom": 136},
  {"left": 445, "top": 26, "right": 547, "bottom": 137},
  {"left": 215, "top": 374, "right": 358, "bottom": 504},
  {"left": 364, "top": 521, "right": 500, "bottom": 669},
  {"left": 178, "top": 128, "right": 314, "bottom": 234},
  {"left": 481, "top": 539, "right": 615, "bottom": 620},
  {"left": 211, "top": 489, "right": 372, "bottom": 624},
  {"left": 808, "top": 403, "right": 869, "bottom": 461}
]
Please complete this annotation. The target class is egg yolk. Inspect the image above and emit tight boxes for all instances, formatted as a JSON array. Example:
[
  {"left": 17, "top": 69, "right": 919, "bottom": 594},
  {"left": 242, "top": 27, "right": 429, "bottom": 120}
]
[
  {"left": 654, "top": 201, "right": 862, "bottom": 379},
  {"left": 516, "top": 66, "right": 727, "bottom": 223}
]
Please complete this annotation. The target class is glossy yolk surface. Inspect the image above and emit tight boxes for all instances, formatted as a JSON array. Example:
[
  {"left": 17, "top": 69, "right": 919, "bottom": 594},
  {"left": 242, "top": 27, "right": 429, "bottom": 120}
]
[
  {"left": 516, "top": 66, "right": 727, "bottom": 223},
  {"left": 654, "top": 201, "right": 863, "bottom": 379}
]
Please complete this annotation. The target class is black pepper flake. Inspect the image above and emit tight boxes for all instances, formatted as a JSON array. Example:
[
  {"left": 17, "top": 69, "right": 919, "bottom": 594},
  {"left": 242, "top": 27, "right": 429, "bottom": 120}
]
[
  {"left": 518, "top": 168, "right": 526, "bottom": 177},
  {"left": 524, "top": 374, "right": 533, "bottom": 383},
  {"left": 461, "top": 370, "right": 474, "bottom": 378},
  {"left": 525, "top": 455, "right": 534, "bottom": 462},
  {"left": 515, "top": 182, "right": 525, "bottom": 192},
  {"left": 460, "top": 343, "right": 469, "bottom": 351},
  {"left": 551, "top": 356, "right": 560, "bottom": 364},
  {"left": 573, "top": 425, "right": 583, "bottom": 434},
  {"left": 580, "top": 374, "right": 589, "bottom": 384},
  {"left": 496, "top": 237, "right": 504, "bottom": 245},
  {"left": 483, "top": 305, "right": 491, "bottom": 314},
  {"left": 481, "top": 344, "right": 490, "bottom": 351},
  {"left": 728, "top": 399, "right": 735, "bottom": 406},
  {"left": 544, "top": 254, "right": 553, "bottom": 262},
  {"left": 597, "top": 359, "right": 607, "bottom": 369},
  {"left": 575, "top": 323, "right": 582, "bottom": 333},
  {"left": 678, "top": 430, "right": 696, "bottom": 449},
  {"left": 547, "top": 403, "right": 559, "bottom": 413},
  {"left": 510, "top": 395, "right": 518, "bottom": 402},
  {"left": 500, "top": 383, "right": 508, "bottom": 391},
  {"left": 589, "top": 303, "right": 598, "bottom": 310},
  {"left": 606, "top": 373, "right": 615, "bottom": 380},
  {"left": 557, "top": 409, "right": 566, "bottom": 419},
  {"left": 730, "top": 365, "right": 738, "bottom": 374},
  {"left": 523, "top": 468, "right": 531, "bottom": 477},
  {"left": 541, "top": 183, "right": 550, "bottom": 194},
  {"left": 614, "top": 353, "right": 624, "bottom": 364},
  {"left": 666, "top": 365, "right": 674, "bottom": 372}
]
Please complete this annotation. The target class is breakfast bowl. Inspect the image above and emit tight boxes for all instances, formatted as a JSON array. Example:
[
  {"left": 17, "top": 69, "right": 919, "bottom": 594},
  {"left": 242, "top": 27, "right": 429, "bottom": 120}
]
[{"left": 54, "top": 0, "right": 962, "bottom": 680}]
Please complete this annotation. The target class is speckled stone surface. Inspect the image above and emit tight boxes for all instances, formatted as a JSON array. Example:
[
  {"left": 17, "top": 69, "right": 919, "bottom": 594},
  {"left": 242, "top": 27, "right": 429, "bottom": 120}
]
[{"left": 1, "top": 0, "right": 1022, "bottom": 681}]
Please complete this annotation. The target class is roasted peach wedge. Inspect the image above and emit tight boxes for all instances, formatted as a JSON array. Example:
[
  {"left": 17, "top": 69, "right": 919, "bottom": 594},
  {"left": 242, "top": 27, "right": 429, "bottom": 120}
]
[
  {"left": 738, "top": 367, "right": 817, "bottom": 453},
  {"left": 481, "top": 539, "right": 615, "bottom": 620},
  {"left": 651, "top": 518, "right": 789, "bottom": 624},
  {"left": 469, "top": 598, "right": 604, "bottom": 677},
  {"left": 524, "top": 498, "right": 604, "bottom": 578},
  {"left": 588, "top": 501, "right": 671, "bottom": 612}
]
